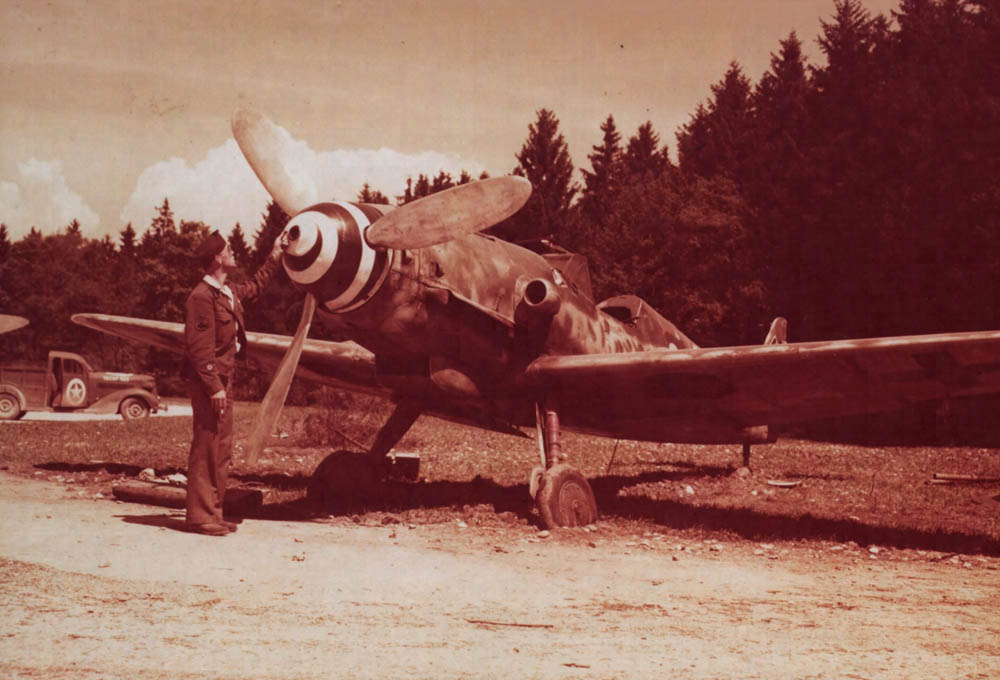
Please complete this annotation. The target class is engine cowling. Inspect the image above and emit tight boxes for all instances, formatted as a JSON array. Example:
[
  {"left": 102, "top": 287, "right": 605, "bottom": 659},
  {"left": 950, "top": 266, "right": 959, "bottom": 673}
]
[{"left": 281, "top": 202, "right": 393, "bottom": 313}]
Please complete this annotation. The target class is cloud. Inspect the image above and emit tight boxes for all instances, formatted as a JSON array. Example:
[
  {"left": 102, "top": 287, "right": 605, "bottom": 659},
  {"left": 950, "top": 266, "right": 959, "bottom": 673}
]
[
  {"left": 122, "top": 130, "right": 489, "bottom": 239},
  {"left": 0, "top": 159, "right": 101, "bottom": 239}
]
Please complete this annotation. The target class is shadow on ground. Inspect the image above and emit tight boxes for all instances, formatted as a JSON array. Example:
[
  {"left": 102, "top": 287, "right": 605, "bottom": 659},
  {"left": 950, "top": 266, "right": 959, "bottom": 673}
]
[
  {"left": 119, "top": 513, "right": 189, "bottom": 533},
  {"left": 37, "top": 456, "right": 1000, "bottom": 556},
  {"left": 245, "top": 452, "right": 1000, "bottom": 557}
]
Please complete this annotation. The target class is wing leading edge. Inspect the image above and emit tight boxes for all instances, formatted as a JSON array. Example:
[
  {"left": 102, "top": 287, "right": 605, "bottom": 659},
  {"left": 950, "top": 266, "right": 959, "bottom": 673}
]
[
  {"left": 70, "top": 313, "right": 378, "bottom": 392},
  {"left": 524, "top": 330, "right": 1000, "bottom": 430}
]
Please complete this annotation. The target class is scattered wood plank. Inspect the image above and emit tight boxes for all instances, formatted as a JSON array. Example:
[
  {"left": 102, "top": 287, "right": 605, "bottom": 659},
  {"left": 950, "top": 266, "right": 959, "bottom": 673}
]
[
  {"left": 464, "top": 618, "right": 554, "bottom": 629},
  {"left": 111, "top": 480, "right": 262, "bottom": 514},
  {"left": 932, "top": 473, "right": 1000, "bottom": 483}
]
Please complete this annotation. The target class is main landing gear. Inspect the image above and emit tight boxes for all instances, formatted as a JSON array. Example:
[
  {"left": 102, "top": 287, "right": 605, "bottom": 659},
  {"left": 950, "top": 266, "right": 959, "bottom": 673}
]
[
  {"left": 309, "top": 396, "right": 598, "bottom": 527},
  {"left": 307, "top": 400, "right": 422, "bottom": 510},
  {"left": 529, "top": 400, "right": 598, "bottom": 529}
]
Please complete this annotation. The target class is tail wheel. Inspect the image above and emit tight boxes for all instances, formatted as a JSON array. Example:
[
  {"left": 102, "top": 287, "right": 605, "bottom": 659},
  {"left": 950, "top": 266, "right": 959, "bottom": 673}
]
[
  {"left": 536, "top": 464, "right": 598, "bottom": 529},
  {"left": 120, "top": 397, "right": 150, "bottom": 420},
  {"left": 0, "top": 394, "right": 21, "bottom": 421}
]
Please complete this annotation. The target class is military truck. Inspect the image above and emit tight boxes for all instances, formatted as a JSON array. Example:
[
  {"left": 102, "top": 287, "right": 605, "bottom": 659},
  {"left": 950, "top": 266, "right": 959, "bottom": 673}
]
[{"left": 0, "top": 351, "right": 164, "bottom": 420}]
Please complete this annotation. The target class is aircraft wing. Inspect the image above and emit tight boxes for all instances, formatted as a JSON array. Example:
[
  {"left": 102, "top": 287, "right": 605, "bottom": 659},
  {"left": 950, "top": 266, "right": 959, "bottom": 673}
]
[
  {"left": 71, "top": 313, "right": 378, "bottom": 391},
  {"left": 524, "top": 330, "right": 1000, "bottom": 428}
]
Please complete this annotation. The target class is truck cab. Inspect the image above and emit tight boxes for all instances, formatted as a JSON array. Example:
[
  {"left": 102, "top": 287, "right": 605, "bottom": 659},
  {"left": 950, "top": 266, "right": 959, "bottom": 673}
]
[{"left": 0, "top": 351, "right": 164, "bottom": 420}]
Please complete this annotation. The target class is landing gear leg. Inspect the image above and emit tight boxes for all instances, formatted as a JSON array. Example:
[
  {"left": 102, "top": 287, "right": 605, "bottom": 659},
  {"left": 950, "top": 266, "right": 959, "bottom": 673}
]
[
  {"left": 307, "top": 399, "right": 422, "bottom": 509},
  {"left": 368, "top": 399, "right": 422, "bottom": 478},
  {"left": 742, "top": 443, "right": 752, "bottom": 470},
  {"left": 530, "top": 397, "right": 597, "bottom": 529}
]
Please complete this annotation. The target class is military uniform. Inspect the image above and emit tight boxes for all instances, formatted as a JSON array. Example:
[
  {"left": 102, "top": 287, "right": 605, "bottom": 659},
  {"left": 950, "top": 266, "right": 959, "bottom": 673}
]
[{"left": 184, "top": 256, "right": 280, "bottom": 527}]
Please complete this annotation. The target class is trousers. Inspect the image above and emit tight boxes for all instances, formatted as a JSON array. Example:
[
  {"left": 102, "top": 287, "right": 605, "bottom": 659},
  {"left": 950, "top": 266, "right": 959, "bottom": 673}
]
[{"left": 185, "top": 378, "right": 233, "bottom": 525}]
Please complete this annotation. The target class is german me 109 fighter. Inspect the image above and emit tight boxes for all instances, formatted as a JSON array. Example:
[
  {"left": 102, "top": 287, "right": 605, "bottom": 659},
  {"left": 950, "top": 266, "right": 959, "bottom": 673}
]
[{"left": 73, "top": 110, "right": 1000, "bottom": 528}]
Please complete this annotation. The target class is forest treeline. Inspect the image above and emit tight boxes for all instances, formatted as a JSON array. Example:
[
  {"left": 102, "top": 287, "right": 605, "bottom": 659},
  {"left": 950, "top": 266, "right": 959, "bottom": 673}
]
[{"left": 1, "top": 0, "right": 998, "bottom": 398}]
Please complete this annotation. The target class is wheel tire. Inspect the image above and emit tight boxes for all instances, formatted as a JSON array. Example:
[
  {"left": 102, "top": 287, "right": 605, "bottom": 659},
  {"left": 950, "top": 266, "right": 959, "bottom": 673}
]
[
  {"left": 120, "top": 397, "right": 150, "bottom": 420},
  {"left": 536, "top": 463, "right": 598, "bottom": 529},
  {"left": 528, "top": 466, "right": 544, "bottom": 501},
  {"left": 0, "top": 394, "right": 21, "bottom": 421},
  {"left": 307, "top": 450, "right": 382, "bottom": 511}
]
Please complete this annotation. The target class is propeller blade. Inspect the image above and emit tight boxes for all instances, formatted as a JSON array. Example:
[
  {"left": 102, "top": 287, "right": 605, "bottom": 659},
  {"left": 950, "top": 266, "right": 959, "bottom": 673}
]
[
  {"left": 0, "top": 315, "right": 28, "bottom": 335},
  {"left": 364, "top": 176, "right": 532, "bottom": 250},
  {"left": 232, "top": 109, "right": 318, "bottom": 217},
  {"left": 246, "top": 293, "right": 317, "bottom": 465}
]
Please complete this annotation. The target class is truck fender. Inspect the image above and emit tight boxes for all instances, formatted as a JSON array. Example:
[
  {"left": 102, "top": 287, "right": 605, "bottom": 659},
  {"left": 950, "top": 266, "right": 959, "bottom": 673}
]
[
  {"left": 0, "top": 383, "right": 28, "bottom": 412},
  {"left": 86, "top": 388, "right": 161, "bottom": 416}
]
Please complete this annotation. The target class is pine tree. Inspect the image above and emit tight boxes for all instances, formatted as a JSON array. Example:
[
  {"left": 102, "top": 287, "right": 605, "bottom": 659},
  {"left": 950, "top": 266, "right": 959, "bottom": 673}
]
[
  {"left": 0, "top": 224, "right": 10, "bottom": 263},
  {"left": 358, "top": 183, "right": 390, "bottom": 204},
  {"left": 412, "top": 174, "right": 431, "bottom": 201},
  {"left": 65, "top": 219, "right": 83, "bottom": 240},
  {"left": 252, "top": 201, "right": 289, "bottom": 268},
  {"left": 745, "top": 32, "right": 814, "bottom": 328},
  {"left": 579, "top": 115, "right": 623, "bottom": 224},
  {"left": 150, "top": 198, "right": 176, "bottom": 237},
  {"left": 676, "top": 63, "right": 753, "bottom": 181},
  {"left": 493, "top": 108, "right": 577, "bottom": 243},
  {"left": 431, "top": 170, "right": 454, "bottom": 193},
  {"left": 623, "top": 121, "right": 669, "bottom": 179},
  {"left": 119, "top": 223, "right": 137, "bottom": 258},
  {"left": 399, "top": 178, "right": 414, "bottom": 205},
  {"left": 399, "top": 174, "right": 434, "bottom": 204},
  {"left": 579, "top": 168, "right": 764, "bottom": 346},
  {"left": 244, "top": 201, "right": 295, "bottom": 341},
  {"left": 0, "top": 225, "right": 10, "bottom": 315},
  {"left": 804, "top": 0, "right": 892, "bottom": 337},
  {"left": 675, "top": 103, "right": 711, "bottom": 176},
  {"left": 229, "top": 223, "right": 252, "bottom": 271}
]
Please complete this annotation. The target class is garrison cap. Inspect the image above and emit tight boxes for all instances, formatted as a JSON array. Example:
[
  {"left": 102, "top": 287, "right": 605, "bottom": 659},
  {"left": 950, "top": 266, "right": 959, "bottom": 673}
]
[{"left": 195, "top": 230, "right": 227, "bottom": 268}]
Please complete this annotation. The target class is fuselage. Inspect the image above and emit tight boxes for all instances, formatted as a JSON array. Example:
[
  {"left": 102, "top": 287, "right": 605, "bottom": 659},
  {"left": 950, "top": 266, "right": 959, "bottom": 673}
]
[{"left": 280, "top": 200, "right": 707, "bottom": 437}]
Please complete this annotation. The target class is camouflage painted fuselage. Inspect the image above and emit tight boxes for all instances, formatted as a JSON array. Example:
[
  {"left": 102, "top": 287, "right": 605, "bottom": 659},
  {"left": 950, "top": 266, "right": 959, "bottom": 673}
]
[{"left": 294, "top": 217, "right": 713, "bottom": 439}]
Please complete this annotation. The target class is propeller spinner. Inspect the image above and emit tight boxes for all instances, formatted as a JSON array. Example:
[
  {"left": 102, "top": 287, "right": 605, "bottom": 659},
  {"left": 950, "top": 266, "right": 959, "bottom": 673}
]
[{"left": 282, "top": 202, "right": 392, "bottom": 313}]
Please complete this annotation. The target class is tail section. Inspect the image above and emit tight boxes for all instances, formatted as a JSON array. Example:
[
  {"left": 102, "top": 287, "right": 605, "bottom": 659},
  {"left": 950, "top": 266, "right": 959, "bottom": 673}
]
[{"left": 763, "top": 317, "right": 788, "bottom": 345}]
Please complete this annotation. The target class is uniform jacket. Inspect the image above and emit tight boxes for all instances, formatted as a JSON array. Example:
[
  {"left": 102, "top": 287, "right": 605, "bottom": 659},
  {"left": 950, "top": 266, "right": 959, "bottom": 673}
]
[{"left": 184, "top": 257, "right": 281, "bottom": 395}]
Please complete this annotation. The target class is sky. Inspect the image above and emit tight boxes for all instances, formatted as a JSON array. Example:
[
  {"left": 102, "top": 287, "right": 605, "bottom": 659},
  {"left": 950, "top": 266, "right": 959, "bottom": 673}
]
[{"left": 0, "top": 0, "right": 901, "bottom": 242}]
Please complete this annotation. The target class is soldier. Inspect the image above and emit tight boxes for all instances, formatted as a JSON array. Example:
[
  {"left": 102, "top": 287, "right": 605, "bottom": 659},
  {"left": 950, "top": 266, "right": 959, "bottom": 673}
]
[{"left": 184, "top": 230, "right": 284, "bottom": 535}]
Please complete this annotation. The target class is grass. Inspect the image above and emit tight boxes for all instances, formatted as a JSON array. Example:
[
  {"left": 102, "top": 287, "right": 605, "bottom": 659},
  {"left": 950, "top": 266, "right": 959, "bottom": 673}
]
[{"left": 1, "top": 399, "right": 999, "bottom": 554}]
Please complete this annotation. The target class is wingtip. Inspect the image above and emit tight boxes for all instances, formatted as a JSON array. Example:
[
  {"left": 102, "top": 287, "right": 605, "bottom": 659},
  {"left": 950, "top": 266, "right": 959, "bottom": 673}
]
[{"left": 70, "top": 313, "right": 99, "bottom": 331}]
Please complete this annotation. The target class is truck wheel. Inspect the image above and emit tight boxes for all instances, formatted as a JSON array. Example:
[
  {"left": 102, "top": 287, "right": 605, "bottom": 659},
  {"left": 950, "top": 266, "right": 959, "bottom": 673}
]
[
  {"left": 0, "top": 394, "right": 21, "bottom": 420},
  {"left": 120, "top": 397, "right": 150, "bottom": 420}
]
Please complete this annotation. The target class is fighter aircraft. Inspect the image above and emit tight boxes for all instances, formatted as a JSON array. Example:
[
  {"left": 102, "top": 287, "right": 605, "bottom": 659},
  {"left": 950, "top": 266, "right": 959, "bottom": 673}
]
[
  {"left": 0, "top": 315, "right": 29, "bottom": 336},
  {"left": 73, "top": 110, "right": 1000, "bottom": 528}
]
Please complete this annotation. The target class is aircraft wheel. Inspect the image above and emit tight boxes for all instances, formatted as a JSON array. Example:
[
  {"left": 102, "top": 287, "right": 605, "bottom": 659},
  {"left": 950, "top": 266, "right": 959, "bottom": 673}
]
[
  {"left": 536, "top": 464, "right": 598, "bottom": 529},
  {"left": 528, "top": 466, "right": 544, "bottom": 501},
  {"left": 0, "top": 394, "right": 22, "bottom": 420},
  {"left": 307, "top": 450, "right": 381, "bottom": 511},
  {"left": 119, "top": 397, "right": 150, "bottom": 420}
]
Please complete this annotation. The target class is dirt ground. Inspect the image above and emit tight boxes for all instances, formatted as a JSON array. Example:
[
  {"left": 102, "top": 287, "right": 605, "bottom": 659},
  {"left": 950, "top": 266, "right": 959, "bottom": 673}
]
[{"left": 1, "top": 472, "right": 998, "bottom": 679}]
